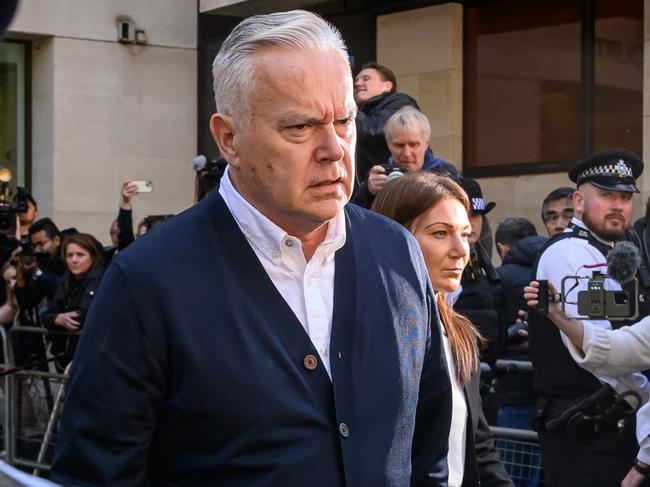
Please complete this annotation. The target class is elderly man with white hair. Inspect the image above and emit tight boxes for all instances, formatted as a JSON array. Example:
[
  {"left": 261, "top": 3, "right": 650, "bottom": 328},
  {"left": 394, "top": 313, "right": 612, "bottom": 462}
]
[
  {"left": 51, "top": 10, "right": 452, "bottom": 487},
  {"left": 352, "top": 106, "right": 458, "bottom": 209}
]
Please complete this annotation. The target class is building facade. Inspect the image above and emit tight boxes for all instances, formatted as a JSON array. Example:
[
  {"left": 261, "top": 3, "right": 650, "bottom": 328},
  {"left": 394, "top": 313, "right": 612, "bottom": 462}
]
[{"left": 3, "top": 0, "right": 649, "bottom": 246}]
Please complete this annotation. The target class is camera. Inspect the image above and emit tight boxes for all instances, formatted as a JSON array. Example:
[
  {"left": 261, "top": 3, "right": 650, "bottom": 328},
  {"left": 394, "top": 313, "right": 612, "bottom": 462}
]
[
  {"left": 0, "top": 184, "right": 30, "bottom": 238},
  {"left": 570, "top": 272, "right": 638, "bottom": 320},
  {"left": 16, "top": 237, "right": 48, "bottom": 267},
  {"left": 380, "top": 164, "right": 407, "bottom": 181},
  {"left": 538, "top": 272, "right": 639, "bottom": 321}
]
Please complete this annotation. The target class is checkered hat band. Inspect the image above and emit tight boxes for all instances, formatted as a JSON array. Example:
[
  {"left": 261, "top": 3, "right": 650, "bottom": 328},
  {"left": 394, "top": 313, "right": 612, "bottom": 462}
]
[
  {"left": 579, "top": 163, "right": 633, "bottom": 180},
  {"left": 471, "top": 198, "right": 485, "bottom": 210}
]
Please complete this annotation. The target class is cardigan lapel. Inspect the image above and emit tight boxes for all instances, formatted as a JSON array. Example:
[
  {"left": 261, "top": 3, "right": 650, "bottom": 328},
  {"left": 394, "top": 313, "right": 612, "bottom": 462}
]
[{"left": 204, "top": 191, "right": 332, "bottom": 387}]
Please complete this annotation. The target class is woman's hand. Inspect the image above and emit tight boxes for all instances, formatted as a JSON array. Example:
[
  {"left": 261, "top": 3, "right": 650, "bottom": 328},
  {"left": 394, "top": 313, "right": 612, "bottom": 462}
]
[
  {"left": 524, "top": 281, "right": 562, "bottom": 319},
  {"left": 524, "top": 280, "right": 585, "bottom": 349},
  {"left": 54, "top": 311, "right": 81, "bottom": 331}
]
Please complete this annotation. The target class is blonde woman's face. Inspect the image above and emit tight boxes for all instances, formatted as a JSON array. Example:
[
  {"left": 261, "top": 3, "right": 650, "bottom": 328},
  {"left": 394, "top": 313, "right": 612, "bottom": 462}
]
[{"left": 411, "top": 197, "right": 471, "bottom": 293}]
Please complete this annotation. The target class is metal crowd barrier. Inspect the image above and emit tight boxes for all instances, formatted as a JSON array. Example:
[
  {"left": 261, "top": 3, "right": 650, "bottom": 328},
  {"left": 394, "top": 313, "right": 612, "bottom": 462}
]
[
  {"left": 483, "top": 359, "right": 544, "bottom": 487},
  {"left": 3, "top": 326, "right": 73, "bottom": 476}
]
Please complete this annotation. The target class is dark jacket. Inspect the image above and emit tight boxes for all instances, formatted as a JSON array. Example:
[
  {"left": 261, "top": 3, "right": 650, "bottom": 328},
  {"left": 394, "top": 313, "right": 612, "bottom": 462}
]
[
  {"left": 497, "top": 235, "right": 547, "bottom": 343},
  {"left": 463, "top": 371, "right": 514, "bottom": 487},
  {"left": 117, "top": 207, "right": 135, "bottom": 250},
  {"left": 14, "top": 255, "right": 65, "bottom": 312},
  {"left": 455, "top": 243, "right": 501, "bottom": 363},
  {"left": 42, "top": 266, "right": 105, "bottom": 371},
  {"left": 351, "top": 150, "right": 460, "bottom": 209},
  {"left": 52, "top": 193, "right": 452, "bottom": 487},
  {"left": 355, "top": 92, "right": 419, "bottom": 179}
]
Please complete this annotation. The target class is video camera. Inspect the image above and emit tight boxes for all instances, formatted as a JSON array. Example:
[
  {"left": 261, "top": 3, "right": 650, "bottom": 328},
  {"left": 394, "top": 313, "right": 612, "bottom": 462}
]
[
  {"left": 537, "top": 241, "right": 641, "bottom": 320},
  {"left": 192, "top": 155, "right": 227, "bottom": 201},
  {"left": 0, "top": 165, "right": 30, "bottom": 238}
]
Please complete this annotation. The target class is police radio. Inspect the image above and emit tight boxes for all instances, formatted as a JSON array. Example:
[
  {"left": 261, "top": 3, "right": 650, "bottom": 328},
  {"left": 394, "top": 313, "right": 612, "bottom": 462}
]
[{"left": 539, "top": 241, "right": 641, "bottom": 320}]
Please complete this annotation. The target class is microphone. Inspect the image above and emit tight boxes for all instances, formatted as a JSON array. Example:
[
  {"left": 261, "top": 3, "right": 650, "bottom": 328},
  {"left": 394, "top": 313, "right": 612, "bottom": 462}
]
[
  {"left": 607, "top": 241, "right": 641, "bottom": 284},
  {"left": 192, "top": 155, "right": 207, "bottom": 172}
]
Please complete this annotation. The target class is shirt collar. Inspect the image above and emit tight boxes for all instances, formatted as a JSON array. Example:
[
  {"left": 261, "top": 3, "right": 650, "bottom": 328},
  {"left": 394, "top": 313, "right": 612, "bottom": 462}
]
[{"left": 218, "top": 166, "right": 346, "bottom": 265}]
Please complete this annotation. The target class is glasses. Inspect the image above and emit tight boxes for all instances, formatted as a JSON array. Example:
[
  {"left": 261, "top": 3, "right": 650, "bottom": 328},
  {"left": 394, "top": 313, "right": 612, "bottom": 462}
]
[{"left": 544, "top": 209, "right": 574, "bottom": 225}]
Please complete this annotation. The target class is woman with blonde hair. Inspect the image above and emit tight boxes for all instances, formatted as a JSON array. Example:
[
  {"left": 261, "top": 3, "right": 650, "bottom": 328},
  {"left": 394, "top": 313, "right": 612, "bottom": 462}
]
[{"left": 373, "top": 172, "right": 512, "bottom": 487}]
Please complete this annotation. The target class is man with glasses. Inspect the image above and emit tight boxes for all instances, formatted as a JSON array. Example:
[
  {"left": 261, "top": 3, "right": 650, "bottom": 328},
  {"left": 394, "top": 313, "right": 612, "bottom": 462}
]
[{"left": 541, "top": 187, "right": 575, "bottom": 237}]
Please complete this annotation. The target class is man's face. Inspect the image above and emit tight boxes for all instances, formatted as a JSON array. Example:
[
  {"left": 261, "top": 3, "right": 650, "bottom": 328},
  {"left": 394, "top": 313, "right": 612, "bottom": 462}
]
[
  {"left": 31, "top": 230, "right": 60, "bottom": 259},
  {"left": 575, "top": 183, "right": 632, "bottom": 241},
  {"left": 353, "top": 68, "right": 391, "bottom": 104},
  {"left": 212, "top": 48, "right": 356, "bottom": 237},
  {"left": 19, "top": 201, "right": 36, "bottom": 226},
  {"left": 543, "top": 197, "right": 574, "bottom": 237},
  {"left": 388, "top": 129, "right": 429, "bottom": 173}
]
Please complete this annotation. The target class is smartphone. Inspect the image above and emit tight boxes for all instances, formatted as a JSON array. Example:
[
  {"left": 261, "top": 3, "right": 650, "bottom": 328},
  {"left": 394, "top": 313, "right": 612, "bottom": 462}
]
[{"left": 133, "top": 180, "right": 153, "bottom": 193}]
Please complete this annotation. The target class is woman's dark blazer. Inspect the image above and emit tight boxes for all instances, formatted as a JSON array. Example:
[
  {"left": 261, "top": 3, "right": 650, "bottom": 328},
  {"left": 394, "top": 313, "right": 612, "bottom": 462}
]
[{"left": 462, "top": 370, "right": 515, "bottom": 487}]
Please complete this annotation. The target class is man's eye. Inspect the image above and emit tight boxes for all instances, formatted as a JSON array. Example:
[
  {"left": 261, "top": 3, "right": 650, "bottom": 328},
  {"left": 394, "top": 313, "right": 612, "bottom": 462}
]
[{"left": 290, "top": 124, "right": 308, "bottom": 131}]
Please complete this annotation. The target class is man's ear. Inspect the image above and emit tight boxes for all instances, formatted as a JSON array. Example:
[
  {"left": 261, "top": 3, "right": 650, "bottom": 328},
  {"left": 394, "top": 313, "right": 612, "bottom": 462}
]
[
  {"left": 381, "top": 81, "right": 394, "bottom": 94},
  {"left": 573, "top": 187, "right": 585, "bottom": 214},
  {"left": 210, "top": 113, "right": 240, "bottom": 168},
  {"left": 53, "top": 235, "right": 61, "bottom": 249}
]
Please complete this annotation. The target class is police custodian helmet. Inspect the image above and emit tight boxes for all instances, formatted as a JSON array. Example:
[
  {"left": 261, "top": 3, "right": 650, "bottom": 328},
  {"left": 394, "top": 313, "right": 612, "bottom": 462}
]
[{"left": 569, "top": 148, "right": 643, "bottom": 193}]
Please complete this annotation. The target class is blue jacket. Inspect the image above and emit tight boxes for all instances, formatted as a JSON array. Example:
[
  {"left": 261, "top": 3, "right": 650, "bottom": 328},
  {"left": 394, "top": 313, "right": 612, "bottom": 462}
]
[{"left": 51, "top": 192, "right": 452, "bottom": 487}]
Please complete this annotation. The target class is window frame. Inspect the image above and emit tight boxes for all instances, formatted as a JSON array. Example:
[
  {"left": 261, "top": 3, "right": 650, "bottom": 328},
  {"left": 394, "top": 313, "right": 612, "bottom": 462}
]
[{"left": 462, "top": 0, "right": 640, "bottom": 177}]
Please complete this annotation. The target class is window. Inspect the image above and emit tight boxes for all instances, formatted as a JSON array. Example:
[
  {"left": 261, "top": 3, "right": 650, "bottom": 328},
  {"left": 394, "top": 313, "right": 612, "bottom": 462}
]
[
  {"left": 0, "top": 41, "right": 27, "bottom": 192},
  {"left": 464, "top": 0, "right": 643, "bottom": 176}
]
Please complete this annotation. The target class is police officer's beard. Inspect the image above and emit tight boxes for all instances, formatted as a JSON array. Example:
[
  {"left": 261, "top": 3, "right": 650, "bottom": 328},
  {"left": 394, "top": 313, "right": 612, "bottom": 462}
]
[{"left": 582, "top": 209, "right": 627, "bottom": 242}]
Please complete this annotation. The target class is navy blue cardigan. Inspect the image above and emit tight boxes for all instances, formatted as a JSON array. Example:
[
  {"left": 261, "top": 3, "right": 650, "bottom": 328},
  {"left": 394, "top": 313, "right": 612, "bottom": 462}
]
[{"left": 52, "top": 191, "right": 451, "bottom": 487}]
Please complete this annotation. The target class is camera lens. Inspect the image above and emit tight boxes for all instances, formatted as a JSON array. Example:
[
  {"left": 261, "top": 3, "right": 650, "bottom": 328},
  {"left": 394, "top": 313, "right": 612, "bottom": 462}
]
[{"left": 614, "top": 291, "right": 628, "bottom": 304}]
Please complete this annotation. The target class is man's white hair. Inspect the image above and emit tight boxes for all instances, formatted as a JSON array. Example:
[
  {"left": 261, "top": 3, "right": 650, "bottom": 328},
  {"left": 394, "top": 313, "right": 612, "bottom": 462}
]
[
  {"left": 212, "top": 10, "right": 349, "bottom": 127},
  {"left": 384, "top": 106, "right": 431, "bottom": 145}
]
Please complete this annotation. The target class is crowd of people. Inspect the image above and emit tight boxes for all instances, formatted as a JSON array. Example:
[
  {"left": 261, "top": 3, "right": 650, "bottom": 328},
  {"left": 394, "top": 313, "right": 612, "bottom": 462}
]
[
  {"left": 0, "top": 180, "right": 179, "bottom": 377},
  {"left": 0, "top": 7, "right": 647, "bottom": 487}
]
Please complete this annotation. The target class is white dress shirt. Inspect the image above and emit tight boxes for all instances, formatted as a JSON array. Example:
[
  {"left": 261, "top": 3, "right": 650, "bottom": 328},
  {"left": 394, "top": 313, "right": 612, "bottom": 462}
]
[
  {"left": 218, "top": 167, "right": 346, "bottom": 379},
  {"left": 536, "top": 217, "right": 650, "bottom": 462},
  {"left": 442, "top": 330, "right": 468, "bottom": 487}
]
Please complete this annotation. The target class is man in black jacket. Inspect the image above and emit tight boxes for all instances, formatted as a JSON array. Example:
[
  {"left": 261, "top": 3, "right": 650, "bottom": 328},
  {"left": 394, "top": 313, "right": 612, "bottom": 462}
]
[{"left": 354, "top": 62, "right": 419, "bottom": 180}]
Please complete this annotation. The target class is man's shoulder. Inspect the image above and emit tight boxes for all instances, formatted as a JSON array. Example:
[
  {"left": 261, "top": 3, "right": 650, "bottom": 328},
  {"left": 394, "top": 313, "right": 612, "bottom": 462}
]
[
  {"left": 112, "top": 196, "right": 218, "bottom": 277},
  {"left": 345, "top": 204, "right": 428, "bottom": 281},
  {"left": 345, "top": 203, "right": 411, "bottom": 242}
]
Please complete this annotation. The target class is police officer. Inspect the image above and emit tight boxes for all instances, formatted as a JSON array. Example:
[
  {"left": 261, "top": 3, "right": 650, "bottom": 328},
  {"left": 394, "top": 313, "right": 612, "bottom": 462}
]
[
  {"left": 529, "top": 148, "right": 650, "bottom": 487},
  {"left": 455, "top": 178, "right": 502, "bottom": 363}
]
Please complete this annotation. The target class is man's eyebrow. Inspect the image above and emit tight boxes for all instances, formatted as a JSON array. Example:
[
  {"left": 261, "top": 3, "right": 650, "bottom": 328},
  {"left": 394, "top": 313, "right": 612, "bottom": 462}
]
[
  {"left": 279, "top": 110, "right": 356, "bottom": 126},
  {"left": 278, "top": 114, "right": 320, "bottom": 126}
]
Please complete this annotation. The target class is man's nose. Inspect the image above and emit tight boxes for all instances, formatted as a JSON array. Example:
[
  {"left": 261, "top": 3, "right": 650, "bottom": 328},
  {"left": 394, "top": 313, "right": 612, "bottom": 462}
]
[{"left": 316, "top": 124, "right": 345, "bottom": 163}]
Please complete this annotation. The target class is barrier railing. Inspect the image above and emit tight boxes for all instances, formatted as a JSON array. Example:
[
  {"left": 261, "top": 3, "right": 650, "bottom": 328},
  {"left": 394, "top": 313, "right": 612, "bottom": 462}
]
[
  {"left": 483, "top": 359, "right": 543, "bottom": 486},
  {"left": 5, "top": 326, "right": 73, "bottom": 475}
]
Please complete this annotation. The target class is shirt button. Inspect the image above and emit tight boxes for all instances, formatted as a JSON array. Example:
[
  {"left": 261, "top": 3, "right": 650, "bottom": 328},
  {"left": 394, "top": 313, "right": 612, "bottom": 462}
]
[
  {"left": 303, "top": 354, "right": 318, "bottom": 370},
  {"left": 338, "top": 422, "right": 350, "bottom": 438},
  {"left": 285, "top": 240, "right": 294, "bottom": 247}
]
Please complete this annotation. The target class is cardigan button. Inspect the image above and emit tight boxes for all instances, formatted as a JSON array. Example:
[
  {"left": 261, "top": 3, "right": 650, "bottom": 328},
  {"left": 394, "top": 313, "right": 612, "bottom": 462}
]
[
  {"left": 338, "top": 422, "right": 350, "bottom": 438},
  {"left": 303, "top": 354, "right": 318, "bottom": 370}
]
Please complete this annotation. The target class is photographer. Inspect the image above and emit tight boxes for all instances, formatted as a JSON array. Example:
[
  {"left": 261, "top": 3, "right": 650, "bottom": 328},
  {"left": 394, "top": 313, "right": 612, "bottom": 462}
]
[
  {"left": 14, "top": 190, "right": 37, "bottom": 239},
  {"left": 13, "top": 218, "right": 65, "bottom": 313},
  {"left": 352, "top": 107, "right": 458, "bottom": 209},
  {"left": 528, "top": 149, "right": 650, "bottom": 487},
  {"left": 42, "top": 234, "right": 105, "bottom": 372}
]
